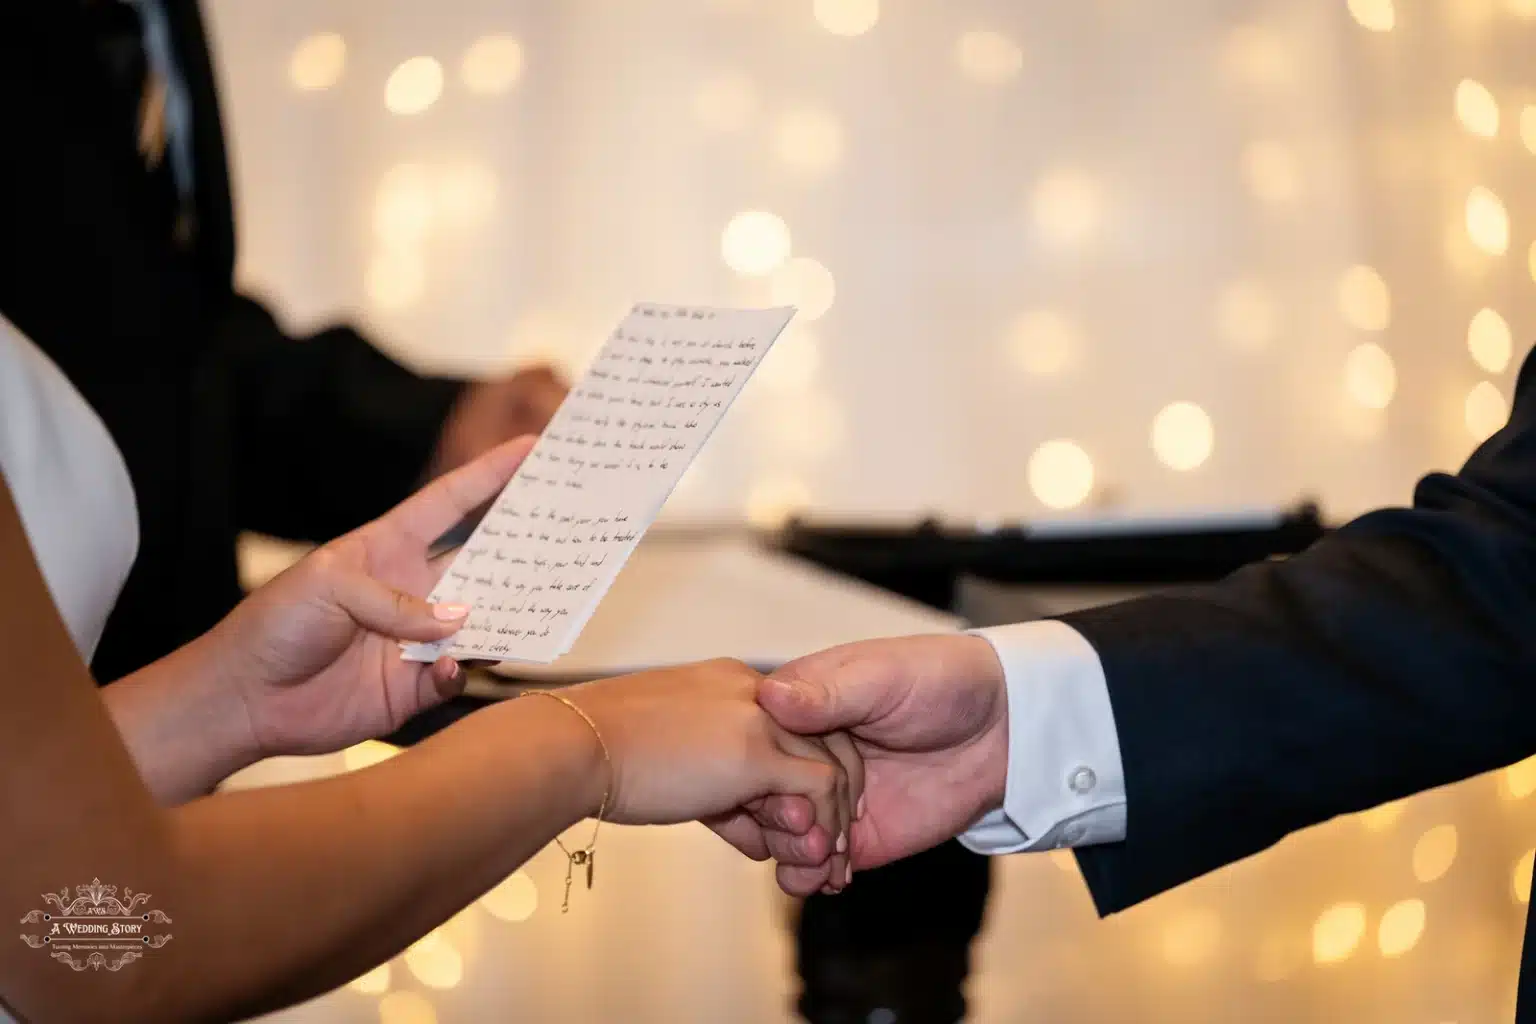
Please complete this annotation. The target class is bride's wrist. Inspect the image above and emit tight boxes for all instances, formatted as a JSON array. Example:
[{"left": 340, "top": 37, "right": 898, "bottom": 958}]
[{"left": 497, "top": 691, "right": 611, "bottom": 821}]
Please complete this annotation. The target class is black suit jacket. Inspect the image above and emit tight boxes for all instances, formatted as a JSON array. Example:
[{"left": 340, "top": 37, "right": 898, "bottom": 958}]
[
  {"left": 0, "top": 2, "right": 463, "bottom": 682},
  {"left": 1065, "top": 348, "right": 1536, "bottom": 1000}
]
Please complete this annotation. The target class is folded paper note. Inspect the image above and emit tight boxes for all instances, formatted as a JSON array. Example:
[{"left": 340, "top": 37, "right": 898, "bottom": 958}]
[{"left": 401, "top": 303, "right": 795, "bottom": 664}]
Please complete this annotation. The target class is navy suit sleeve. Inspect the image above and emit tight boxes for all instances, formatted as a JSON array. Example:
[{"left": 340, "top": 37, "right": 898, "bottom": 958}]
[
  {"left": 1067, "top": 349, "right": 1536, "bottom": 916},
  {"left": 217, "top": 294, "right": 463, "bottom": 543}
]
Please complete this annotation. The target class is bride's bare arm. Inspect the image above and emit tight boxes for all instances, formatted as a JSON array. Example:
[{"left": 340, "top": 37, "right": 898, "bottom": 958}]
[{"left": 0, "top": 471, "right": 849, "bottom": 1023}]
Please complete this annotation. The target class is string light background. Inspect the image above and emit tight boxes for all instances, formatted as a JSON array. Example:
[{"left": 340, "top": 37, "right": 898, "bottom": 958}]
[{"left": 213, "top": 0, "right": 1535, "bottom": 1021}]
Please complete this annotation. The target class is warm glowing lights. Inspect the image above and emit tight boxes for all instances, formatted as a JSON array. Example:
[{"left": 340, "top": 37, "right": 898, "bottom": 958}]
[
  {"left": 1412, "top": 824, "right": 1458, "bottom": 883},
  {"left": 378, "top": 990, "right": 438, "bottom": 1024},
  {"left": 1312, "top": 902, "right": 1367, "bottom": 964},
  {"left": 1466, "top": 382, "right": 1509, "bottom": 442},
  {"left": 1215, "top": 280, "right": 1278, "bottom": 350},
  {"left": 366, "top": 249, "right": 426, "bottom": 311},
  {"left": 434, "top": 162, "right": 499, "bottom": 231},
  {"left": 1360, "top": 798, "right": 1407, "bottom": 831},
  {"left": 1344, "top": 343, "right": 1397, "bottom": 410},
  {"left": 461, "top": 35, "right": 524, "bottom": 95},
  {"left": 1512, "top": 0, "right": 1536, "bottom": 17},
  {"left": 1377, "top": 899, "right": 1426, "bottom": 958},
  {"left": 770, "top": 258, "right": 837, "bottom": 320},
  {"left": 1514, "top": 850, "right": 1534, "bottom": 904},
  {"left": 1161, "top": 910, "right": 1221, "bottom": 966},
  {"left": 385, "top": 57, "right": 445, "bottom": 116},
  {"left": 481, "top": 871, "right": 539, "bottom": 922},
  {"left": 693, "top": 73, "right": 758, "bottom": 132},
  {"left": 289, "top": 33, "right": 346, "bottom": 92},
  {"left": 774, "top": 107, "right": 845, "bottom": 176},
  {"left": 1030, "top": 171, "right": 1102, "bottom": 247},
  {"left": 1338, "top": 265, "right": 1391, "bottom": 332},
  {"left": 722, "top": 211, "right": 792, "bottom": 276},
  {"left": 404, "top": 929, "right": 464, "bottom": 990},
  {"left": 375, "top": 164, "right": 435, "bottom": 245},
  {"left": 1219, "top": 26, "right": 1294, "bottom": 91},
  {"left": 1503, "top": 756, "right": 1536, "bottom": 799},
  {"left": 349, "top": 963, "right": 391, "bottom": 995},
  {"left": 956, "top": 30, "right": 1023, "bottom": 85},
  {"left": 746, "top": 478, "right": 812, "bottom": 529},
  {"left": 1028, "top": 440, "right": 1095, "bottom": 510},
  {"left": 1241, "top": 141, "right": 1302, "bottom": 204},
  {"left": 1151, "top": 402, "right": 1214, "bottom": 472},
  {"left": 757, "top": 329, "right": 823, "bottom": 392},
  {"left": 813, "top": 0, "right": 880, "bottom": 37},
  {"left": 1466, "top": 186, "right": 1510, "bottom": 255},
  {"left": 1468, "top": 308, "right": 1513, "bottom": 373},
  {"left": 1522, "top": 107, "right": 1536, "bottom": 154},
  {"left": 343, "top": 741, "right": 401, "bottom": 773},
  {"left": 1347, "top": 0, "right": 1396, "bottom": 32},
  {"left": 1007, "top": 310, "right": 1082, "bottom": 376},
  {"left": 1455, "top": 79, "right": 1500, "bottom": 138}
]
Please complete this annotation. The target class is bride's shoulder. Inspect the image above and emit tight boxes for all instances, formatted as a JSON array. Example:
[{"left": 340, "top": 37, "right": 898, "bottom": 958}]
[{"left": 0, "top": 317, "right": 139, "bottom": 660}]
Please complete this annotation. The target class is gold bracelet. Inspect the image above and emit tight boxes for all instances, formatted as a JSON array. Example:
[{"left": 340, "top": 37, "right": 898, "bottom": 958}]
[{"left": 517, "top": 690, "right": 610, "bottom": 913}]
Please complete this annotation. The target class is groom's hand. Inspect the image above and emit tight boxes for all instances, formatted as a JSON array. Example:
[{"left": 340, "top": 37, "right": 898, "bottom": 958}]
[{"left": 731, "top": 635, "right": 1012, "bottom": 896}]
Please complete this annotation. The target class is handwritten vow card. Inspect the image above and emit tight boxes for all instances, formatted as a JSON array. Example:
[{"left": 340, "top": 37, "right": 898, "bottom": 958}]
[{"left": 402, "top": 304, "right": 796, "bottom": 664}]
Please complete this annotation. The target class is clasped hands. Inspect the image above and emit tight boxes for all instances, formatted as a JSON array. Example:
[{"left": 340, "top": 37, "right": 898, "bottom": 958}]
[{"left": 190, "top": 436, "right": 1013, "bottom": 898}]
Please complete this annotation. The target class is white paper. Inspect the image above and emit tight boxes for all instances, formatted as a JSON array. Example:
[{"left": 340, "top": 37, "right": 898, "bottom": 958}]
[{"left": 402, "top": 303, "right": 795, "bottom": 664}]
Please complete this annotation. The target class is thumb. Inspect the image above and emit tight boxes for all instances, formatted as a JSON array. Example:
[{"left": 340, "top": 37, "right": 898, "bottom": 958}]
[
  {"left": 758, "top": 652, "right": 877, "bottom": 735},
  {"left": 331, "top": 572, "right": 470, "bottom": 642}
]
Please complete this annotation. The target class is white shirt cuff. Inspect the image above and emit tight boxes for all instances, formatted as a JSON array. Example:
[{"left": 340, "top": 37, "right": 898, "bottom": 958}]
[{"left": 956, "top": 620, "right": 1127, "bottom": 855}]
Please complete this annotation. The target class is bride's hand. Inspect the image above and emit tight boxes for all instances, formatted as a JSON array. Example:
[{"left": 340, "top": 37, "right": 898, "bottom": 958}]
[
  {"left": 212, "top": 437, "right": 535, "bottom": 758},
  {"left": 562, "top": 660, "right": 864, "bottom": 892}
]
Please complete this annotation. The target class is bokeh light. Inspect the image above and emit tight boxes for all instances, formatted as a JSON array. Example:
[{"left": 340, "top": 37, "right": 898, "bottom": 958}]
[
  {"left": 693, "top": 73, "right": 757, "bottom": 132},
  {"left": 813, "top": 0, "right": 880, "bottom": 36},
  {"left": 1522, "top": 106, "right": 1536, "bottom": 154},
  {"left": 1377, "top": 899, "right": 1426, "bottom": 958},
  {"left": 1028, "top": 440, "right": 1095, "bottom": 510},
  {"left": 1455, "top": 79, "right": 1500, "bottom": 138},
  {"left": 1344, "top": 343, "right": 1397, "bottom": 410},
  {"left": 1514, "top": 850, "right": 1534, "bottom": 904},
  {"left": 1338, "top": 265, "right": 1391, "bottom": 331},
  {"left": 774, "top": 107, "right": 845, "bottom": 176},
  {"left": 1466, "top": 186, "right": 1510, "bottom": 255},
  {"left": 349, "top": 962, "right": 391, "bottom": 995},
  {"left": 722, "top": 211, "right": 792, "bottom": 276},
  {"left": 1313, "top": 902, "right": 1367, "bottom": 964},
  {"left": 1007, "top": 309, "right": 1082, "bottom": 376},
  {"left": 1412, "top": 824, "right": 1458, "bottom": 883},
  {"left": 1468, "top": 308, "right": 1513, "bottom": 373},
  {"left": 769, "top": 258, "right": 837, "bottom": 320},
  {"left": 378, "top": 990, "right": 437, "bottom": 1024},
  {"left": 1242, "top": 141, "right": 1302, "bottom": 204},
  {"left": 374, "top": 164, "right": 435, "bottom": 245},
  {"left": 1360, "top": 798, "right": 1407, "bottom": 830},
  {"left": 404, "top": 929, "right": 463, "bottom": 990},
  {"left": 434, "top": 162, "right": 499, "bottom": 231},
  {"left": 366, "top": 249, "right": 427, "bottom": 311},
  {"left": 1347, "top": 0, "right": 1396, "bottom": 31},
  {"left": 756, "top": 328, "right": 823, "bottom": 392},
  {"left": 1503, "top": 756, "right": 1536, "bottom": 799},
  {"left": 1219, "top": 26, "right": 1294, "bottom": 91},
  {"left": 481, "top": 871, "right": 539, "bottom": 922},
  {"left": 1466, "top": 382, "right": 1509, "bottom": 442},
  {"left": 1030, "top": 171, "right": 1102, "bottom": 246},
  {"left": 385, "top": 57, "right": 445, "bottom": 116},
  {"left": 1161, "top": 909, "right": 1221, "bottom": 966},
  {"left": 746, "top": 478, "right": 812, "bottom": 529},
  {"left": 1151, "top": 402, "right": 1215, "bottom": 471},
  {"left": 1215, "top": 280, "right": 1278, "bottom": 350},
  {"left": 461, "top": 35, "right": 524, "bottom": 95},
  {"left": 956, "top": 30, "right": 1023, "bottom": 84},
  {"left": 289, "top": 33, "right": 346, "bottom": 92}
]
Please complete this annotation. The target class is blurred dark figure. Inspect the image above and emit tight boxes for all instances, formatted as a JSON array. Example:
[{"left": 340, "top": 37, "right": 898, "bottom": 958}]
[{"left": 0, "top": 1, "right": 566, "bottom": 683}]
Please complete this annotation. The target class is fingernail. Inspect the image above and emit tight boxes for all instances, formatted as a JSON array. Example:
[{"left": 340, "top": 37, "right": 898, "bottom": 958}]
[
  {"left": 845, "top": 864, "right": 853, "bottom": 886},
  {"left": 856, "top": 794, "right": 866, "bottom": 820},
  {"left": 433, "top": 603, "right": 470, "bottom": 621},
  {"left": 835, "top": 831, "right": 847, "bottom": 854},
  {"left": 762, "top": 676, "right": 804, "bottom": 704}
]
